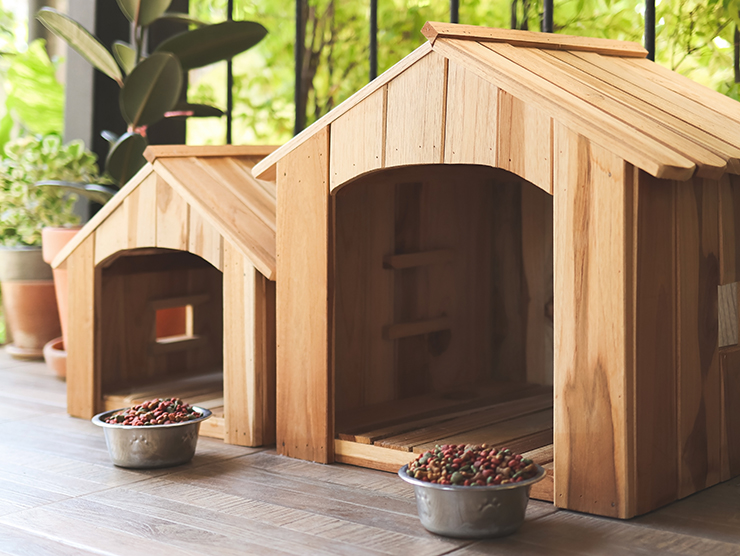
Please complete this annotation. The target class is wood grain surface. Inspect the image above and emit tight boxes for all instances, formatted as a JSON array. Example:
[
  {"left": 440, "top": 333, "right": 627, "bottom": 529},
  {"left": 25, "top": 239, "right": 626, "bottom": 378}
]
[{"left": 276, "top": 127, "right": 333, "bottom": 463}]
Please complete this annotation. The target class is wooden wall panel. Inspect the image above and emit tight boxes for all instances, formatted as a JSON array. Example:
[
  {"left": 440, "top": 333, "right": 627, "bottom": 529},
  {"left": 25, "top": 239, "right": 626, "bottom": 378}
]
[
  {"left": 676, "top": 176, "right": 720, "bottom": 499},
  {"left": 718, "top": 283, "right": 738, "bottom": 348},
  {"left": 720, "top": 346, "right": 740, "bottom": 480},
  {"left": 385, "top": 52, "right": 447, "bottom": 167},
  {"left": 497, "top": 91, "right": 553, "bottom": 194},
  {"left": 125, "top": 172, "right": 157, "bottom": 248},
  {"left": 444, "top": 59, "right": 498, "bottom": 167},
  {"left": 276, "top": 127, "right": 333, "bottom": 463},
  {"left": 156, "top": 175, "right": 190, "bottom": 250},
  {"left": 720, "top": 175, "right": 740, "bottom": 285},
  {"left": 333, "top": 182, "right": 395, "bottom": 414},
  {"left": 94, "top": 203, "right": 128, "bottom": 266},
  {"left": 330, "top": 87, "right": 386, "bottom": 191},
  {"left": 553, "top": 123, "right": 633, "bottom": 518},
  {"left": 633, "top": 170, "right": 678, "bottom": 513},
  {"left": 189, "top": 209, "right": 224, "bottom": 271},
  {"left": 67, "top": 236, "right": 98, "bottom": 419},
  {"left": 521, "top": 182, "right": 554, "bottom": 385},
  {"left": 223, "top": 242, "right": 275, "bottom": 446}
]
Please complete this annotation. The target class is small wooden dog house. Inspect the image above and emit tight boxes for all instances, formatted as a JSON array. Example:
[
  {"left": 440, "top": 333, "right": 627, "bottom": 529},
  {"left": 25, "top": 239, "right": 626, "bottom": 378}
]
[
  {"left": 54, "top": 145, "right": 277, "bottom": 447},
  {"left": 253, "top": 23, "right": 740, "bottom": 518}
]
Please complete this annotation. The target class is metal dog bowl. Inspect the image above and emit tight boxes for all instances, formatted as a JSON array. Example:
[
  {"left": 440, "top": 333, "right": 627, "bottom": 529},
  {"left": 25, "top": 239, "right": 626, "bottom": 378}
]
[
  {"left": 92, "top": 406, "right": 212, "bottom": 469},
  {"left": 398, "top": 463, "right": 546, "bottom": 538}
]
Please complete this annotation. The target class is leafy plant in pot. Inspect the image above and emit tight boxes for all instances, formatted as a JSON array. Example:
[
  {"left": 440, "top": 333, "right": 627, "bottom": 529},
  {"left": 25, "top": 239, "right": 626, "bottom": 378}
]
[
  {"left": 0, "top": 134, "right": 103, "bottom": 366},
  {"left": 37, "top": 0, "right": 267, "bottom": 187}
]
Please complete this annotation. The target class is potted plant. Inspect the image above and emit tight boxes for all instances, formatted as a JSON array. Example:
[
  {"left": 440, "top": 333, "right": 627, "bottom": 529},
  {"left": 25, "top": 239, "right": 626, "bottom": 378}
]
[
  {"left": 0, "top": 134, "right": 101, "bottom": 363},
  {"left": 37, "top": 2, "right": 267, "bottom": 187}
]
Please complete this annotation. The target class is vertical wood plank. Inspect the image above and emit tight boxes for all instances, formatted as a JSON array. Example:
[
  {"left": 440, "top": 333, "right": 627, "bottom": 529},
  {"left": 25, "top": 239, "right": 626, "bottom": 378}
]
[
  {"left": 224, "top": 242, "right": 258, "bottom": 446},
  {"left": 676, "top": 176, "right": 720, "bottom": 499},
  {"left": 719, "top": 175, "right": 740, "bottom": 285},
  {"left": 189, "top": 209, "right": 224, "bottom": 271},
  {"left": 276, "top": 127, "right": 333, "bottom": 463},
  {"left": 633, "top": 170, "right": 678, "bottom": 513},
  {"left": 257, "top": 271, "right": 276, "bottom": 446},
  {"left": 67, "top": 236, "right": 98, "bottom": 419},
  {"left": 720, "top": 346, "right": 740, "bottom": 480},
  {"left": 385, "top": 52, "right": 447, "bottom": 167},
  {"left": 126, "top": 172, "right": 157, "bottom": 248},
  {"left": 330, "top": 87, "right": 386, "bottom": 191},
  {"left": 94, "top": 204, "right": 128, "bottom": 265},
  {"left": 718, "top": 283, "right": 738, "bottom": 348},
  {"left": 156, "top": 175, "right": 189, "bottom": 250},
  {"left": 334, "top": 181, "right": 395, "bottom": 414},
  {"left": 497, "top": 91, "right": 553, "bottom": 194},
  {"left": 443, "top": 59, "right": 497, "bottom": 167},
  {"left": 553, "top": 123, "right": 633, "bottom": 518},
  {"left": 521, "top": 182, "right": 554, "bottom": 385}
]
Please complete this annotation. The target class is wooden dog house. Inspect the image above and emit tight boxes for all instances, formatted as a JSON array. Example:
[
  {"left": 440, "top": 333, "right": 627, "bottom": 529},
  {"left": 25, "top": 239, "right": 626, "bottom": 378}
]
[
  {"left": 253, "top": 23, "right": 740, "bottom": 518},
  {"left": 53, "top": 145, "right": 277, "bottom": 447}
]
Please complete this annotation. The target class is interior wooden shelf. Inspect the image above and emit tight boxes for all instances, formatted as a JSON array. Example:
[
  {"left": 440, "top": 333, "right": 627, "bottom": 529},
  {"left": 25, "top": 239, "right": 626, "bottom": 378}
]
[
  {"left": 102, "top": 371, "right": 225, "bottom": 440},
  {"left": 335, "top": 383, "right": 554, "bottom": 501}
]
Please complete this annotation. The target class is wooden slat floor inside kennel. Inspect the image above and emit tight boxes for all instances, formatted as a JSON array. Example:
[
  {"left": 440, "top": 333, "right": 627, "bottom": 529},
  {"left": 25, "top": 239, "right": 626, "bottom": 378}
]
[
  {"left": 102, "top": 371, "right": 225, "bottom": 439},
  {"left": 334, "top": 382, "right": 554, "bottom": 501}
]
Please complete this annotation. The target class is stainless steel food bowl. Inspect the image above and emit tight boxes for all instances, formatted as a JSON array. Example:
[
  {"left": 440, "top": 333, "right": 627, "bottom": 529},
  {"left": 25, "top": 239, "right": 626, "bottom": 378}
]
[
  {"left": 92, "top": 407, "right": 212, "bottom": 469},
  {"left": 398, "top": 463, "right": 546, "bottom": 538}
]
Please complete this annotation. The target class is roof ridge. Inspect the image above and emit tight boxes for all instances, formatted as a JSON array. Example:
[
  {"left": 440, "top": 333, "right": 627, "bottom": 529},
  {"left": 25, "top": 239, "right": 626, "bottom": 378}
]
[{"left": 421, "top": 22, "right": 647, "bottom": 58}]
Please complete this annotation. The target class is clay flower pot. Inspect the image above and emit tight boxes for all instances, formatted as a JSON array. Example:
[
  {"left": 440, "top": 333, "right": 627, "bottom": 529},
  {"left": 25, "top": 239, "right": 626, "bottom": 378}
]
[
  {"left": 41, "top": 226, "right": 81, "bottom": 377},
  {"left": 0, "top": 247, "right": 61, "bottom": 360}
]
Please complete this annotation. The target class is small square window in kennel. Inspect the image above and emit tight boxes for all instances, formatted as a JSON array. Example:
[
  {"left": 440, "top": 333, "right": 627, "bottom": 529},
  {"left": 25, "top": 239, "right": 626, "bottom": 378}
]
[
  {"left": 253, "top": 23, "right": 740, "bottom": 518},
  {"left": 53, "top": 146, "right": 277, "bottom": 447}
]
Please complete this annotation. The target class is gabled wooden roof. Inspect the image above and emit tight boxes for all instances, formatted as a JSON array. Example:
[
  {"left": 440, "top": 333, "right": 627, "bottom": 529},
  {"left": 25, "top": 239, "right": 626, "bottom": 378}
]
[
  {"left": 253, "top": 22, "right": 740, "bottom": 182},
  {"left": 53, "top": 145, "right": 278, "bottom": 280}
]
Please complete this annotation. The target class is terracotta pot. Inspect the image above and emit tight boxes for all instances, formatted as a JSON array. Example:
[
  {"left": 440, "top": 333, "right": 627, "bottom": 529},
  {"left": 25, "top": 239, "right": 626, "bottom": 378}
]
[
  {"left": 43, "top": 337, "right": 66, "bottom": 379},
  {"left": 0, "top": 247, "right": 61, "bottom": 360},
  {"left": 42, "top": 227, "right": 81, "bottom": 348}
]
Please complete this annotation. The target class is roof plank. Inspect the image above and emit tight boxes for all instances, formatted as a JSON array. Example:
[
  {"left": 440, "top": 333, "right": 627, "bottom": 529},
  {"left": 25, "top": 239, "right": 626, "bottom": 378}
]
[
  {"left": 433, "top": 38, "right": 696, "bottom": 181},
  {"left": 546, "top": 50, "right": 740, "bottom": 173},
  {"left": 422, "top": 22, "right": 648, "bottom": 58},
  {"left": 145, "top": 145, "right": 278, "bottom": 160}
]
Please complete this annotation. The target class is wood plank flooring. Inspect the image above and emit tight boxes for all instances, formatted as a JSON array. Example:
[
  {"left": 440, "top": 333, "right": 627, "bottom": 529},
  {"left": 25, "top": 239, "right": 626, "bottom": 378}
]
[{"left": 1, "top": 347, "right": 739, "bottom": 555}]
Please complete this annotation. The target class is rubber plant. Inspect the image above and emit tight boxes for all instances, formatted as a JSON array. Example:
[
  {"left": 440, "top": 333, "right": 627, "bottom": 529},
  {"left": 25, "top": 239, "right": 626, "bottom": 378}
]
[{"left": 37, "top": 0, "right": 267, "bottom": 189}]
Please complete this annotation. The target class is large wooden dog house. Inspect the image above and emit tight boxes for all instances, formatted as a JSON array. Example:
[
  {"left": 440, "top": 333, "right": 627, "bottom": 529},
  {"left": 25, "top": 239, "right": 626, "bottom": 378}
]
[
  {"left": 54, "top": 146, "right": 277, "bottom": 447},
  {"left": 253, "top": 23, "right": 740, "bottom": 518}
]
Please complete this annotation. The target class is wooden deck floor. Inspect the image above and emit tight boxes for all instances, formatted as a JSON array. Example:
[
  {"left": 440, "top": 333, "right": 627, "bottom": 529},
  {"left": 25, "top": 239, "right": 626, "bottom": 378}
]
[{"left": 1, "top": 349, "right": 739, "bottom": 555}]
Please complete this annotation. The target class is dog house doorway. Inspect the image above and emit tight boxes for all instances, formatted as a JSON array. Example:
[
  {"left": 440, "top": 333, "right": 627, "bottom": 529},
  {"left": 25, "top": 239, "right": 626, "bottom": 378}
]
[
  {"left": 98, "top": 248, "right": 225, "bottom": 438},
  {"left": 333, "top": 164, "right": 554, "bottom": 481}
]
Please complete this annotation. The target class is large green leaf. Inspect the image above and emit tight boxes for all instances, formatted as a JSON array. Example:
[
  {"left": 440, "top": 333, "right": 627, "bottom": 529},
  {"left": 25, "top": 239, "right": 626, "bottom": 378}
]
[
  {"left": 112, "top": 41, "right": 136, "bottom": 75},
  {"left": 36, "top": 8, "right": 122, "bottom": 86},
  {"left": 164, "top": 102, "right": 224, "bottom": 119},
  {"left": 105, "top": 132, "right": 147, "bottom": 186},
  {"left": 34, "top": 181, "right": 119, "bottom": 205},
  {"left": 156, "top": 12, "right": 207, "bottom": 27},
  {"left": 119, "top": 52, "right": 182, "bottom": 128},
  {"left": 0, "top": 113, "right": 13, "bottom": 154},
  {"left": 4, "top": 39, "right": 63, "bottom": 135},
  {"left": 155, "top": 20, "right": 267, "bottom": 70},
  {"left": 116, "top": 0, "right": 172, "bottom": 27}
]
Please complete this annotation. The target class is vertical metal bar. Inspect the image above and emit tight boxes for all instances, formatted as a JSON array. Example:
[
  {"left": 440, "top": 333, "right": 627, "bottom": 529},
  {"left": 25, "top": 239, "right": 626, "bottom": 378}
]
[
  {"left": 295, "top": 0, "right": 305, "bottom": 135},
  {"left": 645, "top": 0, "right": 655, "bottom": 61},
  {"left": 226, "top": 0, "right": 234, "bottom": 144},
  {"left": 370, "top": 0, "right": 378, "bottom": 81},
  {"left": 450, "top": 0, "right": 459, "bottom": 24},
  {"left": 542, "top": 0, "right": 553, "bottom": 33}
]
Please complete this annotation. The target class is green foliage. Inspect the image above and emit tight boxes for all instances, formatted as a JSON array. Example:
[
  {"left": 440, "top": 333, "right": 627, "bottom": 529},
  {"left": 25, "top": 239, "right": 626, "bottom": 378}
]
[
  {"left": 0, "top": 135, "right": 100, "bottom": 247},
  {"left": 4, "top": 40, "right": 64, "bottom": 137},
  {"left": 188, "top": 0, "right": 740, "bottom": 147},
  {"left": 37, "top": 4, "right": 266, "bottom": 187}
]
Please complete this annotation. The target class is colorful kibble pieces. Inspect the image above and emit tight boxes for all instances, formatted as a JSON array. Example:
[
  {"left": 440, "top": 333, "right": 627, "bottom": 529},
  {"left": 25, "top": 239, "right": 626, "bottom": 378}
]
[
  {"left": 406, "top": 444, "right": 539, "bottom": 486},
  {"left": 105, "top": 397, "right": 200, "bottom": 426}
]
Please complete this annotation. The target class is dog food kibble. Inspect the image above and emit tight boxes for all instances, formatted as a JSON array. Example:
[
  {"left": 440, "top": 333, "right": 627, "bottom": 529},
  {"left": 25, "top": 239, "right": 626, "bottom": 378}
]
[
  {"left": 405, "top": 444, "right": 539, "bottom": 486},
  {"left": 105, "top": 398, "right": 200, "bottom": 426}
]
